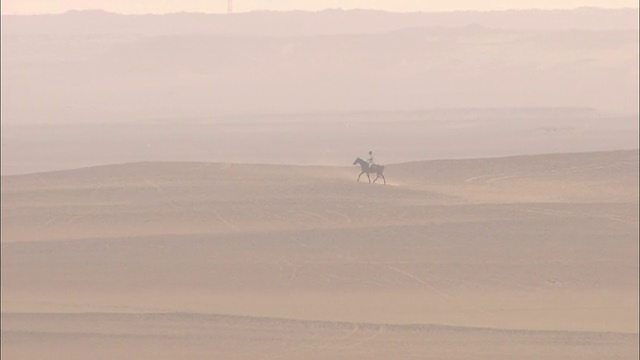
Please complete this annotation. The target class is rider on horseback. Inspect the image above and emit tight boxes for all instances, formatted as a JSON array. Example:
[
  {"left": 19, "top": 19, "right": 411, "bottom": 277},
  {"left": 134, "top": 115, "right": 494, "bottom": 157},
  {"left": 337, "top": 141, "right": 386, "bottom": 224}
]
[
  {"left": 367, "top": 151, "right": 375, "bottom": 170},
  {"left": 353, "top": 151, "right": 386, "bottom": 184}
]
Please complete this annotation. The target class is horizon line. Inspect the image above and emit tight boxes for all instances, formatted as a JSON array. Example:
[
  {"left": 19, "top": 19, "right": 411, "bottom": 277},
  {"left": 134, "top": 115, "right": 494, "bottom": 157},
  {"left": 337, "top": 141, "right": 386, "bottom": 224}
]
[
  {"left": 3, "top": 148, "right": 637, "bottom": 178},
  {"left": 2, "top": 6, "right": 638, "bottom": 16}
]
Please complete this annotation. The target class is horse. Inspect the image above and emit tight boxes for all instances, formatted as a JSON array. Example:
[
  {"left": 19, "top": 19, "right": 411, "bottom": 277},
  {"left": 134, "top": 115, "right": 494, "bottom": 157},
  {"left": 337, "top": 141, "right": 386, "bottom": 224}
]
[{"left": 353, "top": 157, "right": 386, "bottom": 184}]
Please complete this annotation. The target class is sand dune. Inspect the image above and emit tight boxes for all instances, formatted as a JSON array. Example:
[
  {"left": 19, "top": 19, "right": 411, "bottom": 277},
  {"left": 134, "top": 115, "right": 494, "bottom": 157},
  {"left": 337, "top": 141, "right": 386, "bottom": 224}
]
[
  {"left": 1, "top": 150, "right": 638, "bottom": 358},
  {"left": 2, "top": 312, "right": 637, "bottom": 360}
]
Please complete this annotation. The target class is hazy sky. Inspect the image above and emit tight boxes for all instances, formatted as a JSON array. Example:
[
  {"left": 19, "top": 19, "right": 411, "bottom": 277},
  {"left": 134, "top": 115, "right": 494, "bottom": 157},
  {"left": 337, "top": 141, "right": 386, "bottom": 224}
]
[{"left": 2, "top": 0, "right": 638, "bottom": 14}]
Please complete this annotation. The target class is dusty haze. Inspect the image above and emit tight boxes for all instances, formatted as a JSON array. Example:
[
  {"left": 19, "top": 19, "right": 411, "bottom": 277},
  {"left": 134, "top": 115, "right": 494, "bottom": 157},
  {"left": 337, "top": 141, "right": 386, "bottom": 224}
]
[
  {"left": 2, "top": 9, "right": 639, "bottom": 174},
  {"left": 1, "top": 7, "right": 639, "bottom": 360},
  {"left": 2, "top": 0, "right": 639, "bottom": 14}
]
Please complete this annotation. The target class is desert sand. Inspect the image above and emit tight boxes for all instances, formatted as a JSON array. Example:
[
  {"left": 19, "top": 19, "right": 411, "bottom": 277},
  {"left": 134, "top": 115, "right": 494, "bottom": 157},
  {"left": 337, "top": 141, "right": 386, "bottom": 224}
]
[{"left": 1, "top": 149, "right": 638, "bottom": 359}]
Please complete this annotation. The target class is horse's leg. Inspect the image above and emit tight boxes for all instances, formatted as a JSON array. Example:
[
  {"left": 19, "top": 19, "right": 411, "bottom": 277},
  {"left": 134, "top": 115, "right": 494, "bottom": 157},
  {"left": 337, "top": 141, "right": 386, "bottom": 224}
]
[
  {"left": 367, "top": 173, "right": 371, "bottom": 183},
  {"left": 380, "top": 173, "right": 386, "bottom": 185},
  {"left": 372, "top": 174, "right": 379, "bottom": 183},
  {"left": 357, "top": 171, "right": 365, "bottom": 182}
]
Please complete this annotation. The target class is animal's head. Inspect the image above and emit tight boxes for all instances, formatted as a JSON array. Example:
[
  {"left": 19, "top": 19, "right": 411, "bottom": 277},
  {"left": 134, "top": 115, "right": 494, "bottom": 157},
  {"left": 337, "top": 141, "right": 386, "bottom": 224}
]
[{"left": 353, "top": 158, "right": 361, "bottom": 165}]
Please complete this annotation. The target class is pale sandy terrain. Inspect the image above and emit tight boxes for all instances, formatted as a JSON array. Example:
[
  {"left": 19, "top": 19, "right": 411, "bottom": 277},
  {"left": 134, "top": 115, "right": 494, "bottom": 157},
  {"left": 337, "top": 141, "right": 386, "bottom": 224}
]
[{"left": 1, "top": 150, "right": 638, "bottom": 359}]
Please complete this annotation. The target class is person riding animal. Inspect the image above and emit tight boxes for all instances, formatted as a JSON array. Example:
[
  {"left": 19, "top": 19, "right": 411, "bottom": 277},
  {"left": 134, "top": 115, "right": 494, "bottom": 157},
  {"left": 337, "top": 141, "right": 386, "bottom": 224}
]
[{"left": 353, "top": 151, "right": 386, "bottom": 184}]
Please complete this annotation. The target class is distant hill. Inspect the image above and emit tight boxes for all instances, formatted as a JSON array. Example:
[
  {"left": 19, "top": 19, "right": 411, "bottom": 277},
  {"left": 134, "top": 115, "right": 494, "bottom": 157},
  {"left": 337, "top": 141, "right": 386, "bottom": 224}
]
[
  {"left": 2, "top": 8, "right": 638, "bottom": 37},
  {"left": 2, "top": 8, "right": 638, "bottom": 123}
]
